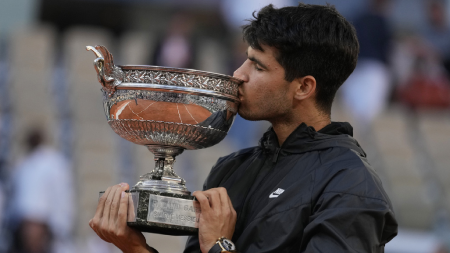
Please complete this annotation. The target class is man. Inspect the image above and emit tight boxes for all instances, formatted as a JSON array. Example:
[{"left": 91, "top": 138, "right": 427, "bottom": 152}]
[
  {"left": 8, "top": 129, "right": 75, "bottom": 253},
  {"left": 89, "top": 4, "right": 398, "bottom": 253}
]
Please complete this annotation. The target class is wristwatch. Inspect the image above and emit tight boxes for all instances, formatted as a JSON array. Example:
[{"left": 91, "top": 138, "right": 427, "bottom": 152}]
[{"left": 208, "top": 237, "right": 237, "bottom": 253}]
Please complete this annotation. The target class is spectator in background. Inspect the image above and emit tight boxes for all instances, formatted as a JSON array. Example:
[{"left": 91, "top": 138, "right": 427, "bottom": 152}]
[
  {"left": 341, "top": 0, "right": 392, "bottom": 129},
  {"left": 394, "top": 36, "right": 450, "bottom": 109},
  {"left": 7, "top": 129, "right": 74, "bottom": 253},
  {"left": 422, "top": 0, "right": 450, "bottom": 74},
  {"left": 150, "top": 12, "right": 196, "bottom": 69},
  {"left": 391, "top": 0, "right": 450, "bottom": 110}
]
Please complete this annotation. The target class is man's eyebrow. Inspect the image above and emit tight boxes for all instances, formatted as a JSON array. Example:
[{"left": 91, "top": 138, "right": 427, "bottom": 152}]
[{"left": 246, "top": 50, "right": 268, "bottom": 70}]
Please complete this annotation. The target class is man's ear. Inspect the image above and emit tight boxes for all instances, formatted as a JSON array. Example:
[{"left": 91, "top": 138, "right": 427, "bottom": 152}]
[{"left": 293, "top": 75, "right": 316, "bottom": 101}]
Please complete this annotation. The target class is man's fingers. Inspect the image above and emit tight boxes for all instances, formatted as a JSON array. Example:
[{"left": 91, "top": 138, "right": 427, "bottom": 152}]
[
  {"left": 228, "top": 195, "right": 236, "bottom": 220},
  {"left": 109, "top": 187, "right": 123, "bottom": 223},
  {"left": 90, "top": 183, "right": 131, "bottom": 245},
  {"left": 194, "top": 188, "right": 235, "bottom": 216},
  {"left": 203, "top": 189, "right": 221, "bottom": 210},
  {"left": 227, "top": 194, "right": 234, "bottom": 213},
  {"left": 221, "top": 187, "right": 236, "bottom": 218},
  {"left": 117, "top": 191, "right": 129, "bottom": 226},
  {"left": 217, "top": 187, "right": 232, "bottom": 218},
  {"left": 103, "top": 184, "right": 121, "bottom": 220},
  {"left": 109, "top": 183, "right": 129, "bottom": 223},
  {"left": 90, "top": 218, "right": 110, "bottom": 242},
  {"left": 102, "top": 184, "right": 121, "bottom": 227},
  {"left": 193, "top": 191, "right": 211, "bottom": 213},
  {"left": 114, "top": 191, "right": 131, "bottom": 240},
  {"left": 120, "top": 182, "right": 130, "bottom": 191},
  {"left": 94, "top": 186, "right": 112, "bottom": 221}
]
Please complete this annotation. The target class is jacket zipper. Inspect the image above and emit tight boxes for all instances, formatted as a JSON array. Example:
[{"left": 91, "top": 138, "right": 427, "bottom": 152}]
[
  {"left": 272, "top": 147, "right": 281, "bottom": 163},
  {"left": 236, "top": 147, "right": 281, "bottom": 236},
  {"left": 238, "top": 153, "right": 278, "bottom": 236}
]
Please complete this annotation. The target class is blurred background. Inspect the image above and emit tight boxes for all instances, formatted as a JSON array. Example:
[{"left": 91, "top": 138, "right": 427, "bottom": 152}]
[{"left": 0, "top": 0, "right": 450, "bottom": 252}]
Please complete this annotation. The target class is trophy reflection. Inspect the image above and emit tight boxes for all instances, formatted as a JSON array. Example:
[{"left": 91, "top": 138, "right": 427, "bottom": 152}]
[{"left": 87, "top": 45, "right": 241, "bottom": 235}]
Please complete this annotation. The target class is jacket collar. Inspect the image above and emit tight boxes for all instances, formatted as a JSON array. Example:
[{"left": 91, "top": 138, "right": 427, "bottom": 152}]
[{"left": 259, "top": 122, "right": 365, "bottom": 156}]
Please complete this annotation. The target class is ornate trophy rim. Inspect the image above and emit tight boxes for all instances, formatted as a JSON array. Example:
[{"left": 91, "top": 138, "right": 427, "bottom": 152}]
[
  {"left": 116, "top": 83, "right": 239, "bottom": 102},
  {"left": 119, "top": 64, "right": 243, "bottom": 84},
  {"left": 118, "top": 65, "right": 242, "bottom": 102},
  {"left": 87, "top": 45, "right": 243, "bottom": 98}
]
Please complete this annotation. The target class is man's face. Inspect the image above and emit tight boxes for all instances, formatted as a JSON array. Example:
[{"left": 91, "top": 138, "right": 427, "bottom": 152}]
[{"left": 233, "top": 45, "right": 293, "bottom": 122}]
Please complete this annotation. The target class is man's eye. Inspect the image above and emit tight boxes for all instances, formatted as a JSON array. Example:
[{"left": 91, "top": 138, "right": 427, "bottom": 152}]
[{"left": 255, "top": 65, "right": 263, "bottom": 71}]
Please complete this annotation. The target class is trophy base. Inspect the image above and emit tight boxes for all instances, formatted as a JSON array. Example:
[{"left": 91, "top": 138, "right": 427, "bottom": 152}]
[
  {"left": 127, "top": 219, "right": 197, "bottom": 236},
  {"left": 100, "top": 189, "right": 199, "bottom": 236}
]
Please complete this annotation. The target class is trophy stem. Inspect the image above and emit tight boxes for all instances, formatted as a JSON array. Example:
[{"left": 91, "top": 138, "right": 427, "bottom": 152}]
[
  {"left": 152, "top": 157, "right": 185, "bottom": 184},
  {"left": 133, "top": 145, "right": 190, "bottom": 195}
]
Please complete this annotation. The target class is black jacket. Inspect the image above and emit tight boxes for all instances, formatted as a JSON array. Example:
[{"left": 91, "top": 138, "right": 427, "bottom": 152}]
[{"left": 185, "top": 122, "right": 398, "bottom": 253}]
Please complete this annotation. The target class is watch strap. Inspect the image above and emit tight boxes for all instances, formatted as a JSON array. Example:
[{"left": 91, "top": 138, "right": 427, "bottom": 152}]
[{"left": 208, "top": 243, "right": 223, "bottom": 253}]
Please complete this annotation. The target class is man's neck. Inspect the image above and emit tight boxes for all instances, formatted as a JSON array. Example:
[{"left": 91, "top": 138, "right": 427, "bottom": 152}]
[{"left": 271, "top": 114, "right": 331, "bottom": 147}]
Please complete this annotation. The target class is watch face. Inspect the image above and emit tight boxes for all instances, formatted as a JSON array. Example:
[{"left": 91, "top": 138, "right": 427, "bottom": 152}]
[{"left": 222, "top": 239, "right": 236, "bottom": 251}]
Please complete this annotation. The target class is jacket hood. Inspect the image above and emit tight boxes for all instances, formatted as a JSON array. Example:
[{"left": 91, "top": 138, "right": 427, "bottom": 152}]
[{"left": 259, "top": 122, "right": 366, "bottom": 157}]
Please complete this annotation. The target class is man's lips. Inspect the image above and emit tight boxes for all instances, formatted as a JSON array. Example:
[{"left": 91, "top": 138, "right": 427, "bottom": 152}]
[{"left": 238, "top": 89, "right": 244, "bottom": 100}]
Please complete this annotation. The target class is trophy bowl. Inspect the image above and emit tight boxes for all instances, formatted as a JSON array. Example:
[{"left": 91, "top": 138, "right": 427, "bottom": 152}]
[{"left": 87, "top": 45, "right": 242, "bottom": 235}]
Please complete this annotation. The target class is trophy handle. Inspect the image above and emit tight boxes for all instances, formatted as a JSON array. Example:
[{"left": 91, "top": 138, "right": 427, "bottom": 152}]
[{"left": 86, "top": 45, "right": 124, "bottom": 97}]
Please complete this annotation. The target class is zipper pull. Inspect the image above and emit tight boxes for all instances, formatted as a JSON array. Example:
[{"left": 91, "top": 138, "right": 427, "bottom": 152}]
[{"left": 273, "top": 148, "right": 281, "bottom": 163}]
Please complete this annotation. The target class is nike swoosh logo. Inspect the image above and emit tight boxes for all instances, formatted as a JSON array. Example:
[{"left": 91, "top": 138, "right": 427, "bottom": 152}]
[
  {"left": 269, "top": 193, "right": 281, "bottom": 198},
  {"left": 269, "top": 188, "right": 285, "bottom": 198}
]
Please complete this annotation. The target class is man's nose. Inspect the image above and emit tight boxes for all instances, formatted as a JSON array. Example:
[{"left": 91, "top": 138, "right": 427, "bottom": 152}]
[{"left": 233, "top": 63, "right": 248, "bottom": 83}]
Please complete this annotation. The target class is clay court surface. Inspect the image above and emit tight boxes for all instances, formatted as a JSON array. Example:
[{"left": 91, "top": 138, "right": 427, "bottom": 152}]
[{"left": 110, "top": 99, "right": 212, "bottom": 124}]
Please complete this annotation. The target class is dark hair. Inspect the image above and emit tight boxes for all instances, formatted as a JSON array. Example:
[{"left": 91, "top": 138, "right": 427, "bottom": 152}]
[
  {"left": 242, "top": 3, "right": 359, "bottom": 114},
  {"left": 25, "top": 128, "right": 44, "bottom": 152}
]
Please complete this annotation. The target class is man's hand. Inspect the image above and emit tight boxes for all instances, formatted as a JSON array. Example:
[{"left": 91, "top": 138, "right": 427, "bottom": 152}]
[
  {"left": 193, "top": 187, "right": 237, "bottom": 253},
  {"left": 89, "top": 183, "right": 153, "bottom": 253}
]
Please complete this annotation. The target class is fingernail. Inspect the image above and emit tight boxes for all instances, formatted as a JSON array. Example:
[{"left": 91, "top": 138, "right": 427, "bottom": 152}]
[
  {"left": 121, "top": 191, "right": 126, "bottom": 198},
  {"left": 120, "top": 182, "right": 126, "bottom": 187}
]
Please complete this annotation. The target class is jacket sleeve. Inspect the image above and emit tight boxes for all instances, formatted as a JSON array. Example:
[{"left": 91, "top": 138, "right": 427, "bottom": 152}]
[
  {"left": 184, "top": 235, "right": 201, "bottom": 253},
  {"left": 300, "top": 191, "right": 398, "bottom": 253}
]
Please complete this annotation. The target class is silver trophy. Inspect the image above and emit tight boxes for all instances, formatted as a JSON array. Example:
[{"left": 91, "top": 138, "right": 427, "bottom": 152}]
[{"left": 86, "top": 45, "right": 242, "bottom": 235}]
